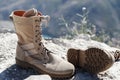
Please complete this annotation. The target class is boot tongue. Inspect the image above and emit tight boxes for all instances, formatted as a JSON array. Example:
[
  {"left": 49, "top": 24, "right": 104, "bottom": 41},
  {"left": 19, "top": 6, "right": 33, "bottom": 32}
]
[{"left": 23, "top": 8, "right": 38, "bottom": 17}]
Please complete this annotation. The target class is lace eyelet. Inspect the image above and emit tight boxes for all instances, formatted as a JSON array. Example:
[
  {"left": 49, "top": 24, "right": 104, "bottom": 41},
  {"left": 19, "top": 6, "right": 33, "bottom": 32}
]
[
  {"left": 38, "top": 48, "right": 40, "bottom": 50},
  {"left": 35, "top": 20, "right": 40, "bottom": 22},
  {"left": 35, "top": 40, "right": 37, "bottom": 42},
  {"left": 39, "top": 43, "right": 41, "bottom": 46},
  {"left": 36, "top": 25, "right": 40, "bottom": 27},
  {"left": 41, "top": 52, "right": 44, "bottom": 55}
]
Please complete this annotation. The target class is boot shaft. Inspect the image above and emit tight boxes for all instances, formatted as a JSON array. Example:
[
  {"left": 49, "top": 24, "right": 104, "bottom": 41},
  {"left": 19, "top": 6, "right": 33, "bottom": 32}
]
[
  {"left": 10, "top": 9, "right": 50, "bottom": 58},
  {"left": 11, "top": 10, "right": 42, "bottom": 45}
]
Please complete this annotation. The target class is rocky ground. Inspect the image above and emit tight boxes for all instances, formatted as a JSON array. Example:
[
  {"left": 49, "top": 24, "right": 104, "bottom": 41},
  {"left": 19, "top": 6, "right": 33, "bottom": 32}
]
[{"left": 0, "top": 33, "right": 120, "bottom": 80}]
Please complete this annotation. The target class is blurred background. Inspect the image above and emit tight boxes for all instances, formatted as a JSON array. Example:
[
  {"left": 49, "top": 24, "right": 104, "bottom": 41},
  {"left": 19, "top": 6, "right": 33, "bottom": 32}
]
[{"left": 0, "top": 0, "right": 120, "bottom": 47}]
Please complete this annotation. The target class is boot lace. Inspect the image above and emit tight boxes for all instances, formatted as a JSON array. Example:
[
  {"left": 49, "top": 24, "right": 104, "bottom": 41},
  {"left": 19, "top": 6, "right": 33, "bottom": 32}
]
[{"left": 34, "top": 16, "right": 51, "bottom": 63}]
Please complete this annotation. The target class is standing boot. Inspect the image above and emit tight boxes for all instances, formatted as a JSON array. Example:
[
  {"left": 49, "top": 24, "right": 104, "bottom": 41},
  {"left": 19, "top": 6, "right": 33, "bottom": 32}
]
[
  {"left": 10, "top": 8, "right": 74, "bottom": 79},
  {"left": 67, "top": 47, "right": 115, "bottom": 73}
]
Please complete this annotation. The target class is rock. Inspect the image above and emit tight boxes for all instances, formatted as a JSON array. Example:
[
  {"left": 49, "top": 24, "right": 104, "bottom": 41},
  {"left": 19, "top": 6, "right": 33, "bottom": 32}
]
[
  {"left": 24, "top": 75, "right": 51, "bottom": 80},
  {"left": 0, "top": 33, "right": 120, "bottom": 80}
]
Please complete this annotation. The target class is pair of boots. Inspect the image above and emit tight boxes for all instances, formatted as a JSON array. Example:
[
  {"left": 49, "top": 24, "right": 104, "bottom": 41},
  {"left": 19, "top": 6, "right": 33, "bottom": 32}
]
[{"left": 10, "top": 8, "right": 120, "bottom": 79}]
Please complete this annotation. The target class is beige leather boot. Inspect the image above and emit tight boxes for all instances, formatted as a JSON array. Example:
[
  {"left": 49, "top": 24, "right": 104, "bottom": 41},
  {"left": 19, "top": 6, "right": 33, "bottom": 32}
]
[
  {"left": 67, "top": 47, "right": 115, "bottom": 74},
  {"left": 10, "top": 8, "right": 74, "bottom": 79}
]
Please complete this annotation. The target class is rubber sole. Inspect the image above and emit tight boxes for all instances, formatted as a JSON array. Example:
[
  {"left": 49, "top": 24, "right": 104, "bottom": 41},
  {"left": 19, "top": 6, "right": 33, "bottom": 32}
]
[
  {"left": 16, "top": 58, "right": 74, "bottom": 79},
  {"left": 67, "top": 48, "right": 115, "bottom": 73}
]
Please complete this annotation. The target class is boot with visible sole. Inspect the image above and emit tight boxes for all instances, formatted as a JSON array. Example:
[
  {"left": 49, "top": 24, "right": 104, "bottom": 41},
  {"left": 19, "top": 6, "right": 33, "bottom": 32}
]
[
  {"left": 10, "top": 8, "right": 75, "bottom": 79},
  {"left": 67, "top": 47, "right": 115, "bottom": 73}
]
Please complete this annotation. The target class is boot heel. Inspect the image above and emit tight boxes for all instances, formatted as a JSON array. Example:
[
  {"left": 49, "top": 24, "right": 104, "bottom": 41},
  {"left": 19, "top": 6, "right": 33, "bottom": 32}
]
[
  {"left": 16, "top": 58, "right": 29, "bottom": 69},
  {"left": 67, "top": 49, "right": 79, "bottom": 67}
]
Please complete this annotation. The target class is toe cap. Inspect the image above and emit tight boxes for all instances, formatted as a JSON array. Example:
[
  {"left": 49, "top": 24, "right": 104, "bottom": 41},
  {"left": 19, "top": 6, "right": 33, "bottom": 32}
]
[{"left": 55, "top": 60, "right": 75, "bottom": 72}]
